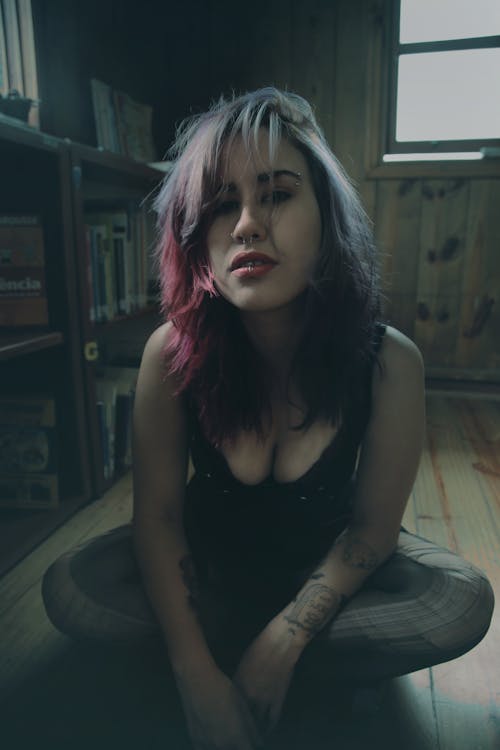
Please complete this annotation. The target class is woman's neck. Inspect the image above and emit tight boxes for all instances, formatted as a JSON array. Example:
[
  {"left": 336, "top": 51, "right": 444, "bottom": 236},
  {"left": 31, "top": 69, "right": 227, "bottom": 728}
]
[{"left": 240, "top": 298, "right": 306, "bottom": 385}]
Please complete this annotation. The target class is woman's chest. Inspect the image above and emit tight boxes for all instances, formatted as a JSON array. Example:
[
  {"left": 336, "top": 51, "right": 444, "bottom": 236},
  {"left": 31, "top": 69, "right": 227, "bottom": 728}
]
[{"left": 219, "top": 398, "right": 340, "bottom": 485}]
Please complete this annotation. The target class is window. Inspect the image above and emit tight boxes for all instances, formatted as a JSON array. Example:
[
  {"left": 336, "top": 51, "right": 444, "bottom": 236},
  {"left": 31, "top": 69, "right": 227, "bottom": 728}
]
[{"left": 383, "top": 0, "right": 500, "bottom": 162}]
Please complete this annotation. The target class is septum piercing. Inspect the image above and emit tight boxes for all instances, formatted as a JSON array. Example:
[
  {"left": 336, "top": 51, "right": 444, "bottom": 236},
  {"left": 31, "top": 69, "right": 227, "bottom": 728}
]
[
  {"left": 229, "top": 233, "right": 259, "bottom": 246},
  {"left": 229, "top": 233, "right": 259, "bottom": 268}
]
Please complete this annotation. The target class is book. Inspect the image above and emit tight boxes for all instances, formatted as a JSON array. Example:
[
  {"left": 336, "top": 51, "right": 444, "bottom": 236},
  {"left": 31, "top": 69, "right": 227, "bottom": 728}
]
[
  {"left": 111, "top": 210, "right": 131, "bottom": 314},
  {"left": 16, "top": 0, "right": 39, "bottom": 128},
  {"left": 86, "top": 217, "right": 113, "bottom": 321},
  {"left": 85, "top": 208, "right": 154, "bottom": 322},
  {"left": 113, "top": 89, "right": 156, "bottom": 162},
  {"left": 0, "top": 214, "right": 48, "bottom": 326},
  {"left": 101, "top": 366, "right": 138, "bottom": 472},
  {"left": 0, "top": 395, "right": 59, "bottom": 509},
  {"left": 91, "top": 78, "right": 122, "bottom": 153},
  {"left": 0, "top": 3, "right": 9, "bottom": 95},
  {"left": 95, "top": 377, "right": 117, "bottom": 480},
  {"left": 2, "top": 0, "right": 23, "bottom": 94}
]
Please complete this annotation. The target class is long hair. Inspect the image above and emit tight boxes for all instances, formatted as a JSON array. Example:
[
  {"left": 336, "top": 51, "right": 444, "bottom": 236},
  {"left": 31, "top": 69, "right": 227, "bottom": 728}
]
[{"left": 154, "top": 87, "right": 381, "bottom": 446}]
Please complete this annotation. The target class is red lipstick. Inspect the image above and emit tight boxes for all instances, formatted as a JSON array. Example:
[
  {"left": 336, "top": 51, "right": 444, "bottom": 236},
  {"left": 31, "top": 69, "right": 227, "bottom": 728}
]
[{"left": 230, "top": 251, "right": 277, "bottom": 280}]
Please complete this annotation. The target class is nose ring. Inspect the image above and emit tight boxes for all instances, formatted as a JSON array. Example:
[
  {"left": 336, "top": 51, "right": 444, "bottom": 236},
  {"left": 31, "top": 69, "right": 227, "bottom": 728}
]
[{"left": 230, "top": 232, "right": 259, "bottom": 245}]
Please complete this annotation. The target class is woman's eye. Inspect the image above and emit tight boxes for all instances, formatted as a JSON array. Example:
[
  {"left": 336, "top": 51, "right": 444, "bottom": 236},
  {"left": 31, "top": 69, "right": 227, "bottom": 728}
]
[
  {"left": 213, "top": 200, "right": 239, "bottom": 216},
  {"left": 262, "top": 190, "right": 291, "bottom": 205}
]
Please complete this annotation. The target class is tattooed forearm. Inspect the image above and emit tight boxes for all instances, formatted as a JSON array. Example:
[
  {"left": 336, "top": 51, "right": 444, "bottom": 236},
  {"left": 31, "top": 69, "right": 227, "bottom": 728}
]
[
  {"left": 284, "top": 579, "right": 347, "bottom": 641},
  {"left": 179, "top": 555, "right": 201, "bottom": 613},
  {"left": 335, "top": 531, "right": 379, "bottom": 571}
]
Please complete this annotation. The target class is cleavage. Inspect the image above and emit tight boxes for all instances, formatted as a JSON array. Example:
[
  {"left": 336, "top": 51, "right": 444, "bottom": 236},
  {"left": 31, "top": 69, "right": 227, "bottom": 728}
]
[{"left": 219, "top": 406, "right": 341, "bottom": 486}]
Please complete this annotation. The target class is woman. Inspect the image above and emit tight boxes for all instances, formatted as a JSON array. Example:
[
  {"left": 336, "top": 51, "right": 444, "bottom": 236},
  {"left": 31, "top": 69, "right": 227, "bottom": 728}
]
[{"left": 42, "top": 88, "right": 494, "bottom": 750}]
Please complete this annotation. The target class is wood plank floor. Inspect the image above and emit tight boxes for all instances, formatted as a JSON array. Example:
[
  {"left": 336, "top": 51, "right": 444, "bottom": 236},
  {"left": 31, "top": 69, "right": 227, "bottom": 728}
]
[{"left": 0, "top": 393, "right": 498, "bottom": 750}]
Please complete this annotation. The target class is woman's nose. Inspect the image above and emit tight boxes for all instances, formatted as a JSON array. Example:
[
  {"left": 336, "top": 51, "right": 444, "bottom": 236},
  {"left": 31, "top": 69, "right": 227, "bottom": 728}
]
[{"left": 231, "top": 203, "right": 267, "bottom": 244}]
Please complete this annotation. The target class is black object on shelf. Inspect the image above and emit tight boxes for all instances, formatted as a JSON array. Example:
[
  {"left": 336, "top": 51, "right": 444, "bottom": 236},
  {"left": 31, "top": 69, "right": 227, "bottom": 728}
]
[{"left": 0, "top": 90, "right": 36, "bottom": 122}]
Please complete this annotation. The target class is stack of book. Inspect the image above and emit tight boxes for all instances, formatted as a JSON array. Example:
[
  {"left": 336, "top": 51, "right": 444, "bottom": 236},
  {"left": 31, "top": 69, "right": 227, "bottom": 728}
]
[
  {"left": 0, "top": 396, "right": 59, "bottom": 509},
  {"left": 90, "top": 78, "right": 156, "bottom": 162},
  {"left": 95, "top": 367, "right": 139, "bottom": 481},
  {"left": 84, "top": 206, "right": 157, "bottom": 323}
]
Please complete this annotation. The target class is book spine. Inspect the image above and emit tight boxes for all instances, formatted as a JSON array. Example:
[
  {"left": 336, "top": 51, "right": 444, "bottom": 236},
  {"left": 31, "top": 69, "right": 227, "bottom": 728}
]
[
  {"left": 84, "top": 225, "right": 96, "bottom": 323},
  {"left": 0, "top": 2, "right": 10, "bottom": 95},
  {"left": 90, "top": 79, "right": 106, "bottom": 149},
  {"left": 103, "top": 215, "right": 117, "bottom": 318},
  {"left": 113, "top": 232, "right": 126, "bottom": 315},
  {"left": 95, "top": 226, "right": 108, "bottom": 321},
  {"left": 88, "top": 226, "right": 102, "bottom": 322},
  {"left": 16, "top": 0, "right": 39, "bottom": 127},
  {"left": 2, "top": 0, "right": 24, "bottom": 94}
]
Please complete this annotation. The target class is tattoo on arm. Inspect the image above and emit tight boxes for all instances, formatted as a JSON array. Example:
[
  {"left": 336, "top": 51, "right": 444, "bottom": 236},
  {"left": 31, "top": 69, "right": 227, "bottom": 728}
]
[
  {"left": 179, "top": 555, "right": 201, "bottom": 613},
  {"left": 335, "top": 532, "right": 379, "bottom": 571},
  {"left": 284, "top": 583, "right": 347, "bottom": 641}
]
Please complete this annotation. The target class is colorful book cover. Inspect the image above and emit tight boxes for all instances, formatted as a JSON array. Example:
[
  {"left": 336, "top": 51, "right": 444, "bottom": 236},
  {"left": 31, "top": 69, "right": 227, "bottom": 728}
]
[
  {"left": 0, "top": 396, "right": 59, "bottom": 509},
  {"left": 0, "top": 214, "right": 49, "bottom": 326}
]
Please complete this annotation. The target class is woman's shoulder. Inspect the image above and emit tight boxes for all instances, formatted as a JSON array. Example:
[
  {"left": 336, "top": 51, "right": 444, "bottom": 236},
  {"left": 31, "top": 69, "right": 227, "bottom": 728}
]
[
  {"left": 137, "top": 321, "right": 180, "bottom": 395},
  {"left": 375, "top": 324, "right": 424, "bottom": 387},
  {"left": 142, "top": 320, "right": 173, "bottom": 359}
]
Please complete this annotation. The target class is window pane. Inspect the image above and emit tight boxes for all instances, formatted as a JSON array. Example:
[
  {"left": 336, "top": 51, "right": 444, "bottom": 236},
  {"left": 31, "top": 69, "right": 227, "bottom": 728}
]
[
  {"left": 396, "top": 49, "right": 500, "bottom": 141},
  {"left": 400, "top": 0, "right": 500, "bottom": 43}
]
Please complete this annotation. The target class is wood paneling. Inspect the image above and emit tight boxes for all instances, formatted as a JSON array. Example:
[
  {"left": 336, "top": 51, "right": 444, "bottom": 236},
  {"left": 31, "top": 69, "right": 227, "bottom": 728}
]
[
  {"left": 414, "top": 179, "right": 470, "bottom": 365},
  {"left": 374, "top": 179, "right": 422, "bottom": 336},
  {"left": 291, "top": 0, "right": 337, "bottom": 147}
]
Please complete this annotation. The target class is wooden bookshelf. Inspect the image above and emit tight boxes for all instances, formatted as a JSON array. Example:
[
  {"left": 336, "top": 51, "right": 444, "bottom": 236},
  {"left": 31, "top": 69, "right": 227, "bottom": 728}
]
[
  {"left": 0, "top": 331, "right": 63, "bottom": 361},
  {"left": 0, "top": 96, "right": 163, "bottom": 574},
  {"left": 0, "top": 127, "right": 92, "bottom": 576},
  {"left": 69, "top": 145, "right": 163, "bottom": 498}
]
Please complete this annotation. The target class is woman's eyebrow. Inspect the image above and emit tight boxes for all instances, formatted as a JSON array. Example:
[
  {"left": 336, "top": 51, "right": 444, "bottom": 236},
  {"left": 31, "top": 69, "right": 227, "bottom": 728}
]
[
  {"left": 222, "top": 170, "right": 302, "bottom": 192},
  {"left": 257, "top": 170, "right": 302, "bottom": 183}
]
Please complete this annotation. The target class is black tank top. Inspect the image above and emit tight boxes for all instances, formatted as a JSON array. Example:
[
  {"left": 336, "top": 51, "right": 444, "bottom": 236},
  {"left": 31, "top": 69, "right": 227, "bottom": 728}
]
[{"left": 184, "top": 323, "right": 387, "bottom": 589}]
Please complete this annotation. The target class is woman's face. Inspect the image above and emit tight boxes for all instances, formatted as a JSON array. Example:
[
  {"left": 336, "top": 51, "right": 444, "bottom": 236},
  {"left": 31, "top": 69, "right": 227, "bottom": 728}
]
[{"left": 205, "top": 130, "right": 322, "bottom": 313}]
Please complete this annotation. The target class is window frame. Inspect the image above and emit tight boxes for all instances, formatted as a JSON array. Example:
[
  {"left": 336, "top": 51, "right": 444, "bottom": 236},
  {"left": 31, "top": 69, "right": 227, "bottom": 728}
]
[
  {"left": 388, "top": 1, "right": 500, "bottom": 156},
  {"left": 365, "top": 0, "right": 500, "bottom": 178}
]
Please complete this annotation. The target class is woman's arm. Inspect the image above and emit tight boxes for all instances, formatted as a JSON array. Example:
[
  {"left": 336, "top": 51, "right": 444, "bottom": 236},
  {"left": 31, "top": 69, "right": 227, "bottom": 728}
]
[
  {"left": 132, "top": 323, "right": 263, "bottom": 750},
  {"left": 132, "top": 323, "right": 215, "bottom": 675},
  {"left": 232, "top": 328, "right": 425, "bottom": 730},
  {"left": 276, "top": 326, "right": 426, "bottom": 650}
]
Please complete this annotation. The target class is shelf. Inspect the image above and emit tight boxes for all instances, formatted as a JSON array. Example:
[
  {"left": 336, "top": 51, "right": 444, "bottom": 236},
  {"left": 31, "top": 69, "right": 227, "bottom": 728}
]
[
  {"left": 0, "top": 493, "right": 88, "bottom": 578},
  {"left": 93, "top": 305, "right": 160, "bottom": 332},
  {"left": 0, "top": 114, "right": 60, "bottom": 154},
  {"left": 71, "top": 141, "right": 165, "bottom": 182},
  {"left": 0, "top": 331, "right": 64, "bottom": 361}
]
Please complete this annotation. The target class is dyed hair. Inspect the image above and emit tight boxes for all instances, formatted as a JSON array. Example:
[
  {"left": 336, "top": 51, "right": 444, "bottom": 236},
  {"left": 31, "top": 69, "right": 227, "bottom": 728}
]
[{"left": 154, "top": 87, "right": 381, "bottom": 446}]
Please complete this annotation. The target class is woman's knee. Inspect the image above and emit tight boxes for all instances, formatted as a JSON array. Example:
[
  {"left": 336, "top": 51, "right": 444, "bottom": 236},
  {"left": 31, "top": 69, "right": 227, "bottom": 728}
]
[
  {"left": 41, "top": 525, "right": 159, "bottom": 641},
  {"left": 420, "top": 562, "right": 495, "bottom": 657}
]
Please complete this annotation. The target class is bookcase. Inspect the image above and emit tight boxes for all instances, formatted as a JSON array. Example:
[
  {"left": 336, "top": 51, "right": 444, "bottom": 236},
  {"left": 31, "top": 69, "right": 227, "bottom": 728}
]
[
  {"left": 69, "top": 143, "right": 163, "bottom": 498},
  {"left": 0, "top": 116, "right": 164, "bottom": 575}
]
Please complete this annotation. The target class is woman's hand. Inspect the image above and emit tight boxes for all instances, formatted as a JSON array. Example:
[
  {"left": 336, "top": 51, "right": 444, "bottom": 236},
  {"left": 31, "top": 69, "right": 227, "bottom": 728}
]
[
  {"left": 232, "top": 616, "right": 304, "bottom": 735},
  {"left": 175, "top": 665, "right": 263, "bottom": 750}
]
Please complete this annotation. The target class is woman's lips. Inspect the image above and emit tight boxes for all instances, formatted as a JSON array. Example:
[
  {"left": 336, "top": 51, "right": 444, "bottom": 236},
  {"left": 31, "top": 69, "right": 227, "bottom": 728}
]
[
  {"left": 229, "top": 250, "right": 277, "bottom": 272},
  {"left": 231, "top": 263, "right": 276, "bottom": 279}
]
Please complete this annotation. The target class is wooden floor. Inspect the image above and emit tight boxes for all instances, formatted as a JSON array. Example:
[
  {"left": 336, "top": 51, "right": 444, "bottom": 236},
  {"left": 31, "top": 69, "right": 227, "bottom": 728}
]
[{"left": 0, "top": 393, "right": 499, "bottom": 750}]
